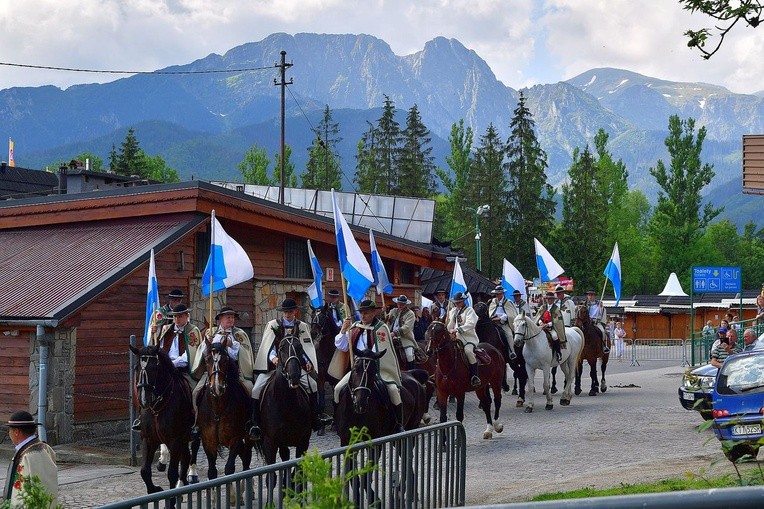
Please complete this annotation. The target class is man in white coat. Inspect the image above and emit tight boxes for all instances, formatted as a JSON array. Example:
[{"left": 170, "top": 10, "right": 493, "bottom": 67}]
[{"left": 447, "top": 292, "right": 482, "bottom": 387}]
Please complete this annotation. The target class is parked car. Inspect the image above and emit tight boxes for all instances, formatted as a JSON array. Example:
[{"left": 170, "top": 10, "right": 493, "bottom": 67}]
[
  {"left": 711, "top": 351, "right": 764, "bottom": 462},
  {"left": 678, "top": 364, "right": 717, "bottom": 420}
]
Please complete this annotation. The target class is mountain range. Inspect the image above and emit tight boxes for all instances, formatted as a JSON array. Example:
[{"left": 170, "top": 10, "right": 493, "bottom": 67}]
[{"left": 1, "top": 32, "right": 761, "bottom": 226}]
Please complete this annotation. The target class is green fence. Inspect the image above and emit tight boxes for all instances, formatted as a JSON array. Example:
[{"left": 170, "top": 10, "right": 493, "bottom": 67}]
[{"left": 689, "top": 317, "right": 764, "bottom": 365}]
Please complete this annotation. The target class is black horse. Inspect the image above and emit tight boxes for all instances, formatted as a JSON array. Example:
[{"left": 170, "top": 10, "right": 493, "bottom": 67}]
[
  {"left": 473, "top": 301, "right": 528, "bottom": 407},
  {"left": 130, "top": 345, "right": 193, "bottom": 498},
  {"left": 194, "top": 339, "right": 252, "bottom": 481},
  {"left": 310, "top": 304, "right": 339, "bottom": 435}
]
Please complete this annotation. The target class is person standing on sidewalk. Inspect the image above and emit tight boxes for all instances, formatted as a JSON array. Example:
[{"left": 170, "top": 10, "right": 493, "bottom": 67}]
[{"left": 3, "top": 411, "right": 58, "bottom": 508}]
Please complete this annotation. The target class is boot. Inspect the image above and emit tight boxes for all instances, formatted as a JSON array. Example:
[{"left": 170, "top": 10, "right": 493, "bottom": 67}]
[
  {"left": 552, "top": 339, "right": 562, "bottom": 362},
  {"left": 469, "top": 362, "right": 481, "bottom": 387},
  {"left": 407, "top": 360, "right": 416, "bottom": 370},
  {"left": 131, "top": 418, "right": 141, "bottom": 432},
  {"left": 393, "top": 403, "right": 405, "bottom": 433},
  {"left": 248, "top": 399, "right": 262, "bottom": 441},
  {"left": 309, "top": 392, "right": 333, "bottom": 432},
  {"left": 602, "top": 338, "right": 610, "bottom": 354}
]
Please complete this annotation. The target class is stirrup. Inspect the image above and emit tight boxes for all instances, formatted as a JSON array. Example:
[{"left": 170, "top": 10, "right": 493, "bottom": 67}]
[
  {"left": 509, "top": 351, "right": 517, "bottom": 361},
  {"left": 470, "top": 375, "right": 481, "bottom": 387},
  {"left": 603, "top": 345, "right": 610, "bottom": 354},
  {"left": 131, "top": 418, "right": 141, "bottom": 432},
  {"left": 319, "top": 413, "right": 333, "bottom": 426}
]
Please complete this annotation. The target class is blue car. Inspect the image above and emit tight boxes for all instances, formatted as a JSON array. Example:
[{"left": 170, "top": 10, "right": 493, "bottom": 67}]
[
  {"left": 711, "top": 351, "right": 764, "bottom": 462},
  {"left": 678, "top": 363, "right": 717, "bottom": 420}
]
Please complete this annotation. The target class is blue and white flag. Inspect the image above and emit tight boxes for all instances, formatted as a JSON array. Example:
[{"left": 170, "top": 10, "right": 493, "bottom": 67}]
[
  {"left": 307, "top": 240, "right": 323, "bottom": 309},
  {"left": 534, "top": 238, "right": 564, "bottom": 282},
  {"left": 331, "top": 189, "right": 373, "bottom": 302},
  {"left": 603, "top": 242, "right": 622, "bottom": 306},
  {"left": 202, "top": 210, "right": 254, "bottom": 296},
  {"left": 369, "top": 229, "right": 393, "bottom": 296},
  {"left": 501, "top": 258, "right": 526, "bottom": 300},
  {"left": 450, "top": 258, "right": 472, "bottom": 307},
  {"left": 143, "top": 249, "right": 159, "bottom": 346}
]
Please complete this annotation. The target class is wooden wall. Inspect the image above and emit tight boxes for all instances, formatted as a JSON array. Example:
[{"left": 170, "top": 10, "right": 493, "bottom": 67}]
[{"left": 0, "top": 331, "right": 34, "bottom": 419}]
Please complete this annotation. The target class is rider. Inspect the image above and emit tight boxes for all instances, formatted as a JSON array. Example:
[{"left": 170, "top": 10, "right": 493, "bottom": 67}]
[
  {"left": 555, "top": 285, "right": 576, "bottom": 328},
  {"left": 149, "top": 289, "right": 185, "bottom": 343},
  {"left": 447, "top": 292, "right": 482, "bottom": 387},
  {"left": 190, "top": 306, "right": 255, "bottom": 439},
  {"left": 534, "top": 291, "right": 565, "bottom": 362},
  {"left": 512, "top": 289, "right": 531, "bottom": 314},
  {"left": 432, "top": 288, "right": 450, "bottom": 321},
  {"left": 330, "top": 299, "right": 405, "bottom": 433},
  {"left": 585, "top": 290, "right": 610, "bottom": 354},
  {"left": 249, "top": 298, "right": 332, "bottom": 441},
  {"left": 387, "top": 295, "right": 419, "bottom": 370},
  {"left": 326, "top": 288, "right": 346, "bottom": 328},
  {"left": 488, "top": 285, "right": 517, "bottom": 360},
  {"left": 132, "top": 304, "right": 201, "bottom": 431}
]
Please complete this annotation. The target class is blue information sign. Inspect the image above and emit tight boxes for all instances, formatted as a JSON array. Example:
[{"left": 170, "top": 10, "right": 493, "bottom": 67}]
[{"left": 692, "top": 266, "right": 741, "bottom": 293}]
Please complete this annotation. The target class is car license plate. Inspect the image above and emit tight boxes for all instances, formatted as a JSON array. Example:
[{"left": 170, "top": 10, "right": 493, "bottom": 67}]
[
  {"left": 681, "top": 391, "right": 695, "bottom": 401},
  {"left": 732, "top": 424, "right": 762, "bottom": 435}
]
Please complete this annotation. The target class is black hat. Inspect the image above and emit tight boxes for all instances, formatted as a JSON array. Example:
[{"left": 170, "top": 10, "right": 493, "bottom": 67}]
[
  {"left": 327, "top": 289, "right": 340, "bottom": 297},
  {"left": 493, "top": 285, "right": 505, "bottom": 294},
  {"left": 168, "top": 304, "right": 190, "bottom": 316},
  {"left": 586, "top": 289, "right": 596, "bottom": 295},
  {"left": 435, "top": 288, "right": 447, "bottom": 294},
  {"left": 452, "top": 292, "right": 467, "bottom": 302},
  {"left": 358, "top": 299, "right": 378, "bottom": 311},
  {"left": 545, "top": 291, "right": 555, "bottom": 298},
  {"left": 394, "top": 295, "right": 411, "bottom": 305},
  {"left": 278, "top": 298, "right": 298, "bottom": 311},
  {"left": 168, "top": 289, "right": 185, "bottom": 299},
  {"left": 512, "top": 289, "right": 522, "bottom": 296},
  {"left": 555, "top": 285, "right": 565, "bottom": 293},
  {"left": 215, "top": 306, "right": 240, "bottom": 320},
  {"left": 7, "top": 411, "right": 38, "bottom": 427}
]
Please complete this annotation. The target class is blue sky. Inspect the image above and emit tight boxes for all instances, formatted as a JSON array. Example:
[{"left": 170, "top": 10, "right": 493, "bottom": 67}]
[{"left": 0, "top": 1, "right": 763, "bottom": 94}]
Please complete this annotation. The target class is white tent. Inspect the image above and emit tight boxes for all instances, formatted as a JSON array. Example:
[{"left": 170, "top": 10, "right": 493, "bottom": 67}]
[{"left": 658, "top": 272, "right": 688, "bottom": 296}]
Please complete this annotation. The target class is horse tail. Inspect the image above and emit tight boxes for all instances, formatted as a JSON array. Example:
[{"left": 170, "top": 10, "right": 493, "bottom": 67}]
[{"left": 570, "top": 327, "right": 586, "bottom": 364}]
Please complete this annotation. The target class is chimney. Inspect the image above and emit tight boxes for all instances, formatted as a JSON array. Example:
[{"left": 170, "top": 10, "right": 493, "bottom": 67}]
[
  {"left": 58, "top": 165, "right": 68, "bottom": 194},
  {"left": 85, "top": 158, "right": 91, "bottom": 171},
  {"left": 0, "top": 161, "right": 6, "bottom": 173}
]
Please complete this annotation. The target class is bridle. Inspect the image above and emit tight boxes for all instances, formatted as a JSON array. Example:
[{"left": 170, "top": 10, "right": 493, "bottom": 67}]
[
  {"left": 135, "top": 353, "right": 173, "bottom": 414},
  {"left": 206, "top": 343, "right": 228, "bottom": 397},
  {"left": 277, "top": 335, "right": 303, "bottom": 388}
]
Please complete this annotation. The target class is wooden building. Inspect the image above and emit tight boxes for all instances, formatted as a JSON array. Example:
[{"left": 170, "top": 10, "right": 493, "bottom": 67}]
[{"left": 0, "top": 181, "right": 452, "bottom": 444}]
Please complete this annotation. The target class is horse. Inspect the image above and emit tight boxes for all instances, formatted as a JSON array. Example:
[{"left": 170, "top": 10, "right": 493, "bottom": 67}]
[
  {"left": 388, "top": 320, "right": 437, "bottom": 426},
  {"left": 195, "top": 339, "right": 252, "bottom": 480},
  {"left": 130, "top": 345, "right": 193, "bottom": 498},
  {"left": 310, "top": 304, "right": 339, "bottom": 435},
  {"left": 473, "top": 301, "right": 528, "bottom": 407},
  {"left": 512, "top": 312, "right": 584, "bottom": 413},
  {"left": 574, "top": 304, "right": 611, "bottom": 396},
  {"left": 425, "top": 321, "right": 504, "bottom": 439}
]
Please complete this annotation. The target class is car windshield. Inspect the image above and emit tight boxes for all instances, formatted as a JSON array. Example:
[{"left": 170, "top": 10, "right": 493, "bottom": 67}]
[{"left": 717, "top": 354, "right": 764, "bottom": 395}]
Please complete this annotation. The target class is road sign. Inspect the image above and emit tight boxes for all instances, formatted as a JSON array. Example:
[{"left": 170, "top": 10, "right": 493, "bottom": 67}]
[{"left": 692, "top": 266, "right": 741, "bottom": 293}]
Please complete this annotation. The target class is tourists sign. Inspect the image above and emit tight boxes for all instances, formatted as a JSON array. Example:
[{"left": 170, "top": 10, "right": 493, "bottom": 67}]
[{"left": 692, "top": 266, "right": 741, "bottom": 293}]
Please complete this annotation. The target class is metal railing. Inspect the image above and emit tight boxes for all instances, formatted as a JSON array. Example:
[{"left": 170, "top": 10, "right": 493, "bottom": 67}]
[
  {"left": 100, "top": 421, "right": 467, "bottom": 509},
  {"left": 624, "top": 338, "right": 688, "bottom": 367},
  {"left": 689, "top": 319, "right": 764, "bottom": 365}
]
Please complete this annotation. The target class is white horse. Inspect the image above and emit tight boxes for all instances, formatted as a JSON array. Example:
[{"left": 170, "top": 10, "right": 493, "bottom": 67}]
[{"left": 512, "top": 311, "right": 584, "bottom": 413}]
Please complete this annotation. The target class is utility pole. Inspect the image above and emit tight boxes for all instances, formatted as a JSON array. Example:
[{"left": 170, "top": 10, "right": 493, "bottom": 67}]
[{"left": 274, "top": 50, "right": 293, "bottom": 205}]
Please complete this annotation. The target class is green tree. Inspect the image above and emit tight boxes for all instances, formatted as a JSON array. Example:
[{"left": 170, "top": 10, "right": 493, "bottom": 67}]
[
  {"left": 558, "top": 146, "right": 608, "bottom": 293},
  {"left": 397, "top": 104, "right": 436, "bottom": 198},
  {"left": 648, "top": 115, "right": 722, "bottom": 289},
  {"left": 76, "top": 152, "right": 104, "bottom": 172},
  {"left": 739, "top": 221, "right": 764, "bottom": 288},
  {"left": 108, "top": 144, "right": 118, "bottom": 172},
  {"left": 303, "top": 105, "right": 343, "bottom": 191},
  {"left": 144, "top": 153, "right": 180, "bottom": 183},
  {"left": 115, "top": 128, "right": 147, "bottom": 178},
  {"left": 273, "top": 144, "right": 297, "bottom": 188},
  {"left": 355, "top": 122, "right": 381, "bottom": 193},
  {"left": 680, "top": 0, "right": 763, "bottom": 59},
  {"left": 238, "top": 145, "right": 272, "bottom": 185},
  {"left": 504, "top": 91, "right": 556, "bottom": 278},
  {"left": 368, "top": 95, "right": 402, "bottom": 194},
  {"left": 436, "top": 120, "right": 474, "bottom": 244},
  {"left": 619, "top": 190, "right": 654, "bottom": 295}
]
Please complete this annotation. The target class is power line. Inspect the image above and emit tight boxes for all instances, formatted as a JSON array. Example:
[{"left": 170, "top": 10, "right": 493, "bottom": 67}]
[{"left": 0, "top": 61, "right": 275, "bottom": 75}]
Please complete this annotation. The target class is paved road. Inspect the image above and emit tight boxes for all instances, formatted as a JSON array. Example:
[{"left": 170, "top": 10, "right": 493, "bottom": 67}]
[{"left": 1, "top": 360, "right": 730, "bottom": 507}]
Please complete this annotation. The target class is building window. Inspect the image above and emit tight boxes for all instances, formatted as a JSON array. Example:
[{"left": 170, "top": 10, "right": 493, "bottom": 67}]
[
  {"left": 399, "top": 263, "right": 414, "bottom": 284},
  {"left": 195, "top": 229, "right": 210, "bottom": 275},
  {"left": 285, "top": 238, "right": 311, "bottom": 279}
]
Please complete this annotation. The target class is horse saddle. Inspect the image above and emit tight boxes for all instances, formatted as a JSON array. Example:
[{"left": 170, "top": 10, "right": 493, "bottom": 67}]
[
  {"left": 413, "top": 345, "right": 429, "bottom": 364},
  {"left": 543, "top": 330, "right": 566, "bottom": 349},
  {"left": 474, "top": 347, "right": 492, "bottom": 366}
]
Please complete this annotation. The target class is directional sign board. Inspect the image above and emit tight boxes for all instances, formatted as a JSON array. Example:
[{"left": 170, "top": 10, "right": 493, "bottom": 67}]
[{"left": 692, "top": 266, "right": 741, "bottom": 293}]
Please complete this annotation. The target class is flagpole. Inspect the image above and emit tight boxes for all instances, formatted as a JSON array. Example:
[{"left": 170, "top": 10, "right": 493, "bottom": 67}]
[
  {"left": 340, "top": 272, "right": 350, "bottom": 320},
  {"left": 598, "top": 276, "right": 608, "bottom": 321},
  {"left": 208, "top": 210, "right": 216, "bottom": 331}
]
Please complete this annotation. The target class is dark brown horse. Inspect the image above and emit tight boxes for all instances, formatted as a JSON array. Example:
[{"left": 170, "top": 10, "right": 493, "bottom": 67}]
[
  {"left": 130, "top": 345, "right": 193, "bottom": 498},
  {"left": 310, "top": 304, "right": 339, "bottom": 435},
  {"left": 390, "top": 325, "right": 436, "bottom": 426},
  {"left": 574, "top": 305, "right": 610, "bottom": 396},
  {"left": 473, "top": 301, "right": 528, "bottom": 407},
  {"left": 425, "top": 321, "right": 505, "bottom": 439},
  {"left": 195, "top": 339, "right": 252, "bottom": 480}
]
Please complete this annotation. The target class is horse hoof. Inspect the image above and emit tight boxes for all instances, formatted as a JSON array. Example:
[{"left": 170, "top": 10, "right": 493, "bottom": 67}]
[
  {"left": 524, "top": 406, "right": 533, "bottom": 413},
  {"left": 560, "top": 399, "right": 570, "bottom": 406},
  {"left": 156, "top": 462, "right": 167, "bottom": 472},
  {"left": 483, "top": 431, "right": 493, "bottom": 439},
  {"left": 187, "top": 475, "right": 199, "bottom": 484},
  {"left": 515, "top": 400, "right": 524, "bottom": 408},
  {"left": 589, "top": 389, "right": 598, "bottom": 396},
  {"left": 511, "top": 389, "right": 518, "bottom": 395},
  {"left": 550, "top": 387, "right": 558, "bottom": 394},
  {"left": 601, "top": 386, "right": 607, "bottom": 393},
  {"left": 502, "top": 383, "right": 510, "bottom": 392},
  {"left": 493, "top": 422, "right": 504, "bottom": 433},
  {"left": 545, "top": 404, "right": 554, "bottom": 410},
  {"left": 422, "top": 413, "right": 432, "bottom": 425},
  {"left": 574, "top": 388, "right": 582, "bottom": 396}
]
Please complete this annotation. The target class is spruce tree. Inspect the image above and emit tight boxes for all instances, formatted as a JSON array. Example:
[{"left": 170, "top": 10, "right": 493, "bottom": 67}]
[
  {"left": 374, "top": 95, "right": 401, "bottom": 194},
  {"left": 436, "top": 120, "right": 474, "bottom": 245},
  {"left": 303, "top": 105, "right": 343, "bottom": 190},
  {"left": 355, "top": 123, "right": 382, "bottom": 193},
  {"left": 115, "top": 128, "right": 148, "bottom": 178},
  {"left": 398, "top": 104, "right": 436, "bottom": 198},
  {"left": 504, "top": 92, "right": 556, "bottom": 278}
]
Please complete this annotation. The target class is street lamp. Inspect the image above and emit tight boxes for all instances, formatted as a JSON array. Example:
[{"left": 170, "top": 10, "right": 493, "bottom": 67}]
[{"left": 474, "top": 204, "right": 490, "bottom": 273}]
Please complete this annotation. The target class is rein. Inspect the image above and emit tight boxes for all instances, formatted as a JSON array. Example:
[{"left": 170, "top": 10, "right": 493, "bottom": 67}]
[
  {"left": 136, "top": 354, "right": 175, "bottom": 415},
  {"left": 278, "top": 336, "right": 303, "bottom": 383},
  {"left": 349, "top": 357, "right": 375, "bottom": 397}
]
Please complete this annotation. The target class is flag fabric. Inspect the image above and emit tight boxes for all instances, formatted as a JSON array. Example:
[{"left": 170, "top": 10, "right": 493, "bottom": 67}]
[
  {"left": 369, "top": 229, "right": 393, "bottom": 296},
  {"left": 202, "top": 210, "right": 254, "bottom": 296},
  {"left": 307, "top": 240, "right": 323, "bottom": 309},
  {"left": 449, "top": 258, "right": 472, "bottom": 307},
  {"left": 8, "top": 138, "right": 14, "bottom": 167},
  {"left": 143, "top": 249, "right": 160, "bottom": 346},
  {"left": 331, "top": 189, "right": 374, "bottom": 302},
  {"left": 501, "top": 259, "right": 526, "bottom": 299},
  {"left": 603, "top": 242, "right": 622, "bottom": 306},
  {"left": 534, "top": 238, "right": 564, "bottom": 282}
]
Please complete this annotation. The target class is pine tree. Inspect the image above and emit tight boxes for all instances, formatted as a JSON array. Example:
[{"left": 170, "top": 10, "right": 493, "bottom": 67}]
[
  {"left": 238, "top": 145, "right": 272, "bottom": 185},
  {"left": 504, "top": 92, "right": 556, "bottom": 278},
  {"left": 108, "top": 144, "right": 118, "bottom": 172},
  {"left": 398, "top": 104, "right": 436, "bottom": 198},
  {"left": 303, "top": 105, "right": 343, "bottom": 190},
  {"left": 354, "top": 124, "right": 380, "bottom": 194},
  {"left": 374, "top": 95, "right": 401, "bottom": 194}
]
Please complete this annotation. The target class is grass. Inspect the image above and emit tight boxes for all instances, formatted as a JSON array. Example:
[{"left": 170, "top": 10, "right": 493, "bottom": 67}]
[{"left": 531, "top": 466, "right": 764, "bottom": 501}]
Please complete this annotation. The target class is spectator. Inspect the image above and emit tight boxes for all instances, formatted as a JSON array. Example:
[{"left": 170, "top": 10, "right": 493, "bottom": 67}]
[
  {"left": 741, "top": 328, "right": 761, "bottom": 352},
  {"left": 710, "top": 329, "right": 740, "bottom": 368},
  {"left": 756, "top": 284, "right": 764, "bottom": 325},
  {"left": 613, "top": 321, "right": 626, "bottom": 361},
  {"left": 3, "top": 411, "right": 58, "bottom": 507}
]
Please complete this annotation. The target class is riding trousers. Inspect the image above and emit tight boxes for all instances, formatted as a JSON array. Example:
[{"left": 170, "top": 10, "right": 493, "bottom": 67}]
[
  {"left": 461, "top": 341, "right": 478, "bottom": 365},
  {"left": 251, "top": 370, "right": 317, "bottom": 399},
  {"left": 333, "top": 371, "right": 402, "bottom": 406}
]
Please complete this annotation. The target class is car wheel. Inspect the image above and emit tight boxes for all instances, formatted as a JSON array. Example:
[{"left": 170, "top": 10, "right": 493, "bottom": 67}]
[
  {"left": 724, "top": 444, "right": 758, "bottom": 463},
  {"left": 700, "top": 410, "right": 713, "bottom": 421}
]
